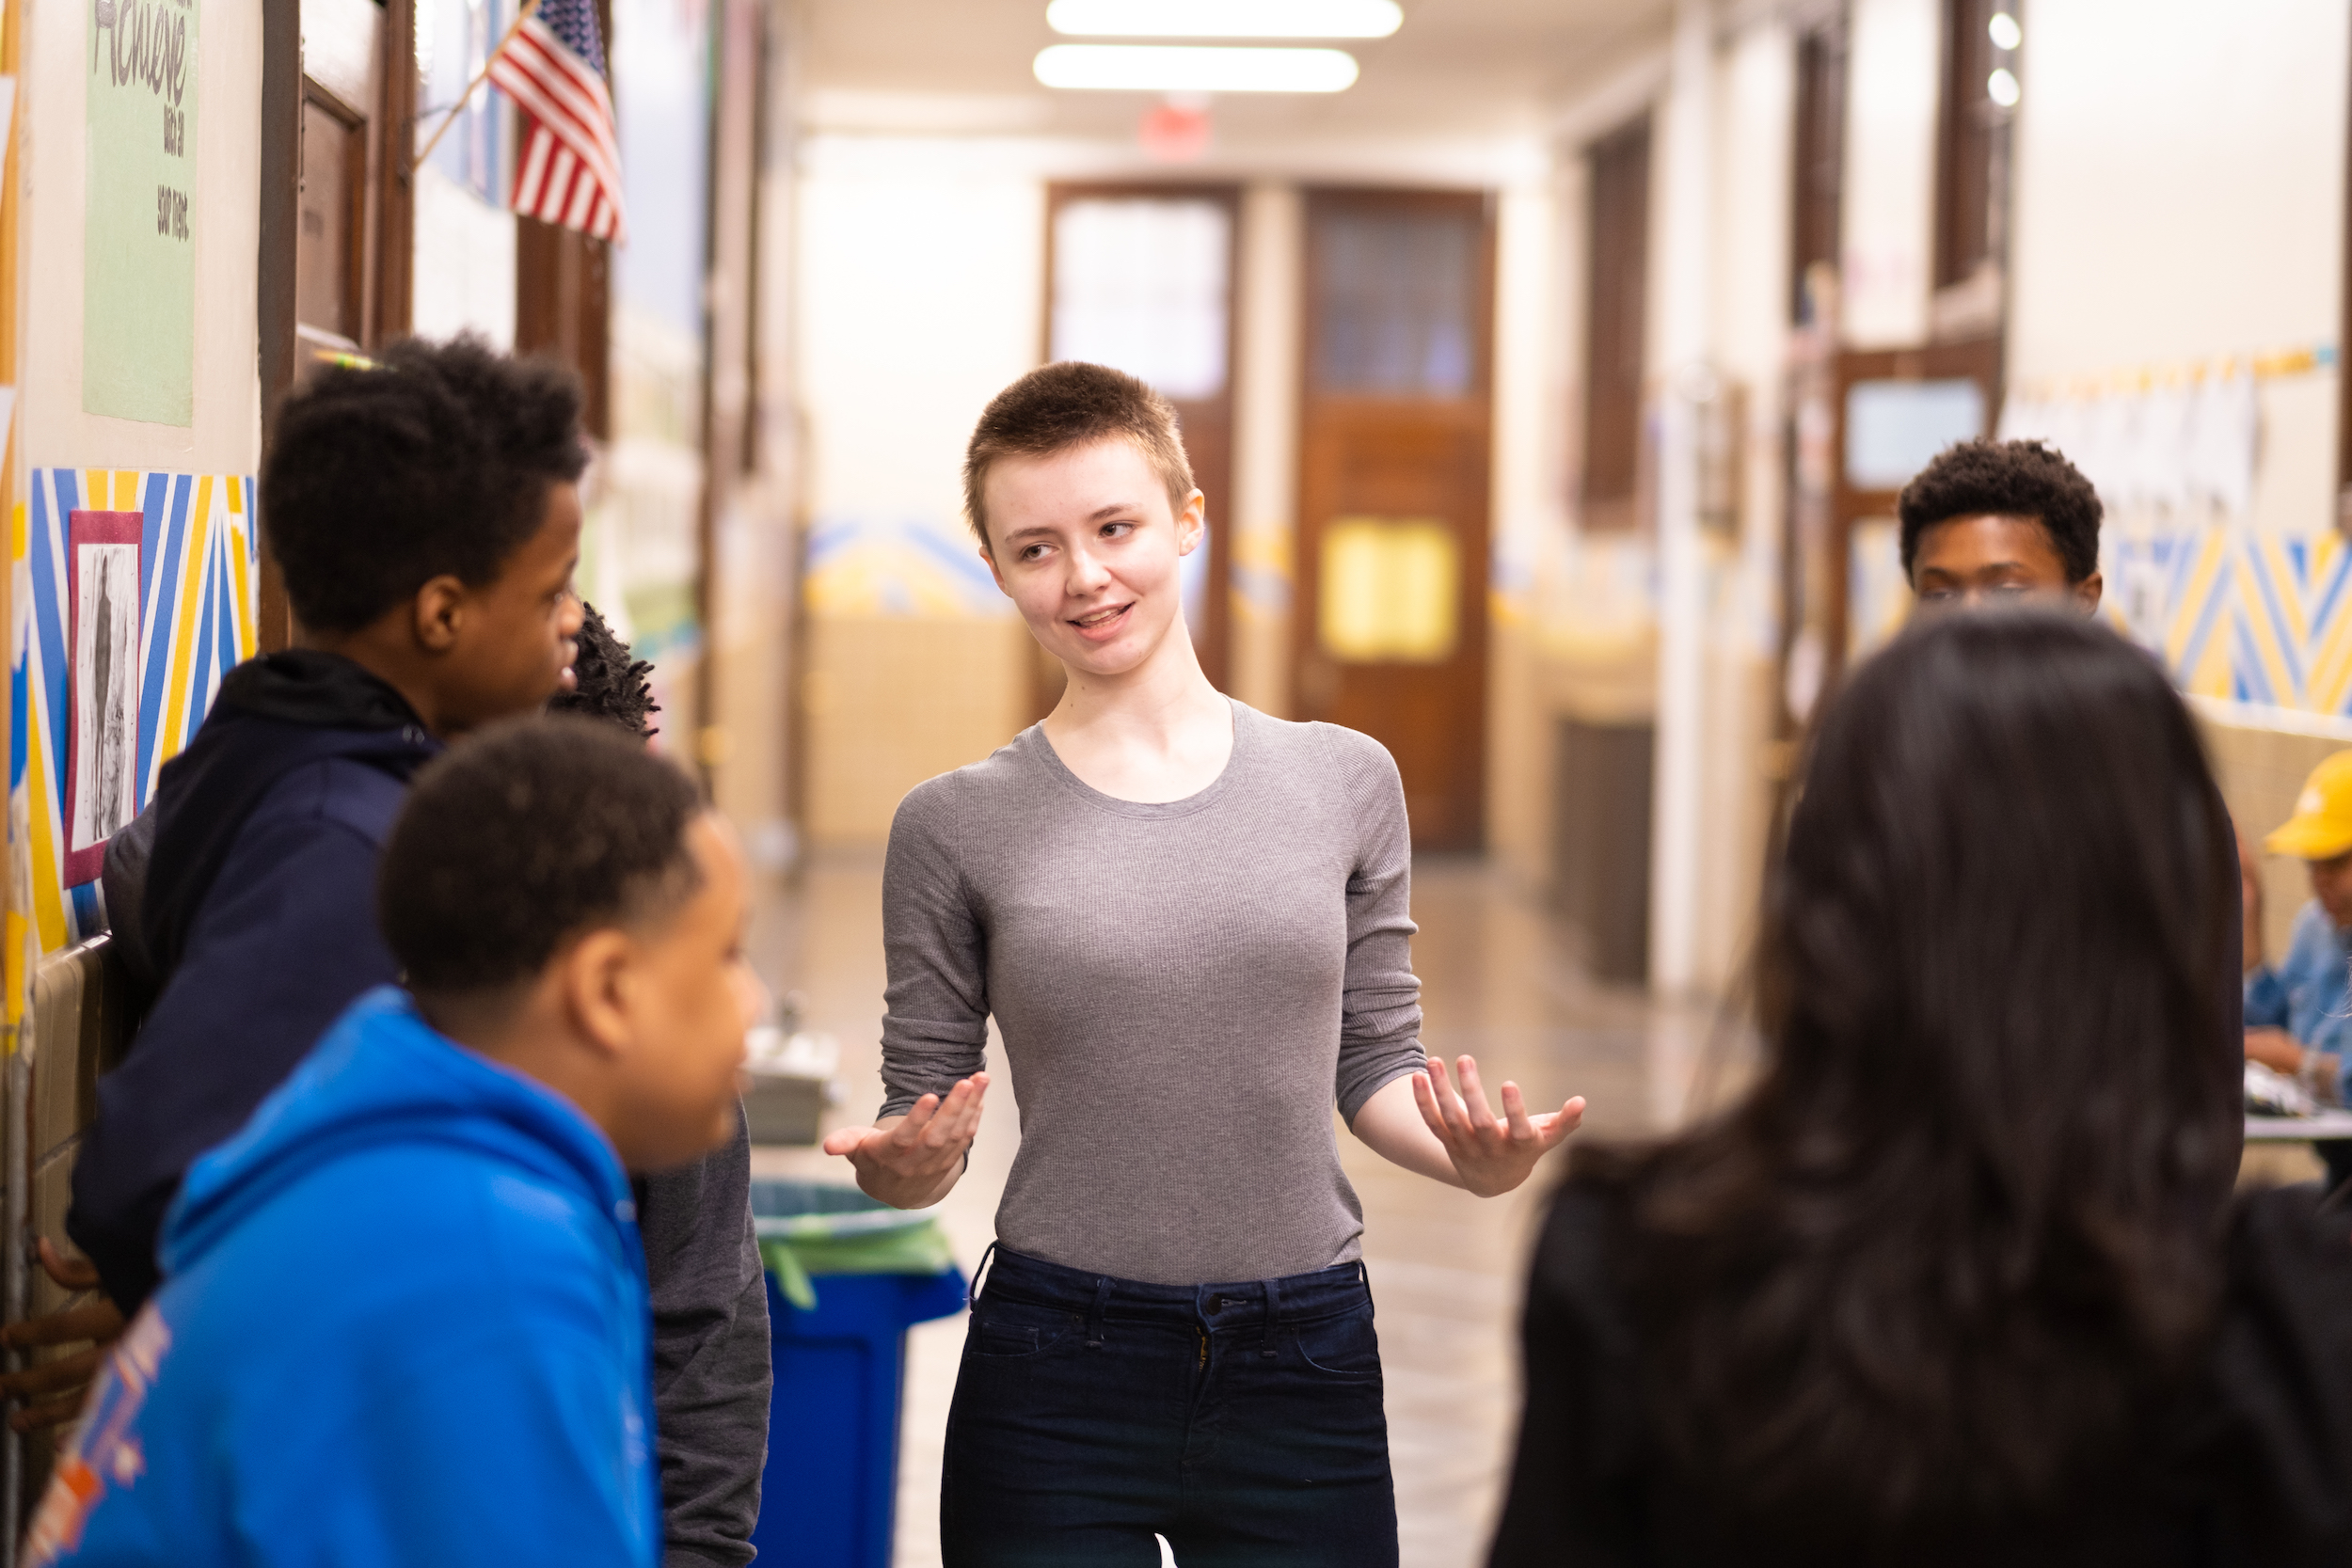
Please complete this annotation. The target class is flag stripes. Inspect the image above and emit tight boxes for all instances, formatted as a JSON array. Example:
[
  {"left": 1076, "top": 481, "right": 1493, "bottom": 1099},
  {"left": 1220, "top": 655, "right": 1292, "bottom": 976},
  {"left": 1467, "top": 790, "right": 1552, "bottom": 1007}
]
[{"left": 487, "top": 8, "right": 627, "bottom": 243}]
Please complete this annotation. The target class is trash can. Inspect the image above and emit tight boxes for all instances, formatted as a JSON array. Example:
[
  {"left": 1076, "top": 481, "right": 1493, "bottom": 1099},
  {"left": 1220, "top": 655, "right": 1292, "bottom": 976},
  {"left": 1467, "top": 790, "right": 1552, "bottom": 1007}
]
[{"left": 749, "top": 1180, "right": 967, "bottom": 1568}]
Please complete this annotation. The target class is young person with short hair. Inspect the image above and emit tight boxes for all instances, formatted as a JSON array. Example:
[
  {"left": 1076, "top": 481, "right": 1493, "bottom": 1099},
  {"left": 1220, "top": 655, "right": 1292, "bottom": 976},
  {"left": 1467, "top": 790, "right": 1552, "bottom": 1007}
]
[
  {"left": 27, "top": 717, "right": 765, "bottom": 1568},
  {"left": 2242, "top": 752, "right": 2352, "bottom": 1188},
  {"left": 12, "top": 339, "right": 769, "bottom": 1564},
  {"left": 1899, "top": 436, "right": 2105, "bottom": 611},
  {"left": 1490, "top": 611, "right": 2352, "bottom": 1567},
  {"left": 1897, "top": 436, "right": 2247, "bottom": 1126},
  {"left": 824, "top": 361, "right": 1587, "bottom": 1565}
]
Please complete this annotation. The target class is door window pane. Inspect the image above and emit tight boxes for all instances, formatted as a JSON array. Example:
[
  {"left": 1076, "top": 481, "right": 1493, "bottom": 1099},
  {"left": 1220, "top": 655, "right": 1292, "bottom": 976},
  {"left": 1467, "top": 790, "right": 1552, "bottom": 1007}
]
[
  {"left": 1319, "top": 516, "right": 1459, "bottom": 663},
  {"left": 1050, "top": 198, "right": 1231, "bottom": 401},
  {"left": 1313, "top": 208, "right": 1476, "bottom": 397}
]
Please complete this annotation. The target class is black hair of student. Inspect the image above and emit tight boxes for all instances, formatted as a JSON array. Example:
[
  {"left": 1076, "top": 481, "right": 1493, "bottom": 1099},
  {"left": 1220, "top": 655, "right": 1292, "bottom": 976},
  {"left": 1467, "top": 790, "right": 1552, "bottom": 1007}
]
[
  {"left": 379, "top": 716, "right": 703, "bottom": 998},
  {"left": 1574, "top": 610, "right": 2239, "bottom": 1533},
  {"left": 547, "top": 601, "right": 660, "bottom": 739},
  {"left": 1897, "top": 437, "right": 2103, "bottom": 584},
  {"left": 262, "top": 336, "right": 588, "bottom": 634}
]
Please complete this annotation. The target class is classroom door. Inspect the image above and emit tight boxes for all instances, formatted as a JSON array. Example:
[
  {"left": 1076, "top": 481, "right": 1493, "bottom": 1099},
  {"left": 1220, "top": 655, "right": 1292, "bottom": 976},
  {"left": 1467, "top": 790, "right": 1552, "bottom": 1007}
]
[{"left": 1295, "top": 189, "right": 1495, "bottom": 852}]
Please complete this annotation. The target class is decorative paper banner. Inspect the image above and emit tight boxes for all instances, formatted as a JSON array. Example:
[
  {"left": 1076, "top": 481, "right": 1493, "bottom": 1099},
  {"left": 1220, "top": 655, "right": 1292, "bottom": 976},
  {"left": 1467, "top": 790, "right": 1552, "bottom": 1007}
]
[{"left": 11, "top": 468, "right": 257, "bottom": 952}]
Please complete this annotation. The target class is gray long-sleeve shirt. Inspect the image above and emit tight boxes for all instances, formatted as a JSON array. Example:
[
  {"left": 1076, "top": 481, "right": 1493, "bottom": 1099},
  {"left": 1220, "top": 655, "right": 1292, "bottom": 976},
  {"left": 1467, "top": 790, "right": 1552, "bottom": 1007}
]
[{"left": 879, "top": 701, "right": 1427, "bottom": 1286}]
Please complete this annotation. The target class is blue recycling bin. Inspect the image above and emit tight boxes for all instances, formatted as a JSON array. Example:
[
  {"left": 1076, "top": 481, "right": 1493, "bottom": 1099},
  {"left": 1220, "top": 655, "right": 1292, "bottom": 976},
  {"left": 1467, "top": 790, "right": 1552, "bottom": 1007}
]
[{"left": 749, "top": 1180, "right": 967, "bottom": 1568}]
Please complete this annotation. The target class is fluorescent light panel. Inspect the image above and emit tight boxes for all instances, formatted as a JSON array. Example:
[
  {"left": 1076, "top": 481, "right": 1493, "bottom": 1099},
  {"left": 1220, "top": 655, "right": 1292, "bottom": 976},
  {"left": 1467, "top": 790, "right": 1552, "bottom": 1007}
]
[
  {"left": 1034, "top": 44, "right": 1359, "bottom": 93},
  {"left": 1046, "top": 0, "right": 1403, "bottom": 39}
]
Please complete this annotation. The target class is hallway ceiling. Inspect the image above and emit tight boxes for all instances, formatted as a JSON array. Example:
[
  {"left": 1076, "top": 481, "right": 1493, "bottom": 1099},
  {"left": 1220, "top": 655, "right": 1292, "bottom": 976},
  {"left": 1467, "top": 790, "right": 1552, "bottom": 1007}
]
[{"left": 797, "top": 0, "right": 1677, "bottom": 145}]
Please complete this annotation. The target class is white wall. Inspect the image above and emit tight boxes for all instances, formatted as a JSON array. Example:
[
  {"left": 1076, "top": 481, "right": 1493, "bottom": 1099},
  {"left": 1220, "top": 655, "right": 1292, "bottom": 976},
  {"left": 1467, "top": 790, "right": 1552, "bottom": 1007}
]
[
  {"left": 795, "top": 135, "right": 1045, "bottom": 571},
  {"left": 1491, "top": 177, "right": 1565, "bottom": 633},
  {"left": 1840, "top": 0, "right": 1938, "bottom": 347},
  {"left": 2008, "top": 0, "right": 2346, "bottom": 540},
  {"left": 22, "top": 0, "right": 262, "bottom": 471},
  {"left": 411, "top": 165, "right": 518, "bottom": 349},
  {"left": 1228, "top": 179, "right": 1300, "bottom": 718}
]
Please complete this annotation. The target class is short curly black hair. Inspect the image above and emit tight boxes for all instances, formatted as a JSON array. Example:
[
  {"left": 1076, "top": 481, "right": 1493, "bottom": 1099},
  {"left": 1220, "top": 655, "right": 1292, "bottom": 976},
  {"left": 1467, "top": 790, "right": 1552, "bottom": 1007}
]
[
  {"left": 262, "top": 336, "right": 588, "bottom": 634},
  {"left": 548, "top": 602, "right": 660, "bottom": 739},
  {"left": 379, "top": 715, "right": 704, "bottom": 998},
  {"left": 1898, "top": 438, "right": 2102, "bottom": 585}
]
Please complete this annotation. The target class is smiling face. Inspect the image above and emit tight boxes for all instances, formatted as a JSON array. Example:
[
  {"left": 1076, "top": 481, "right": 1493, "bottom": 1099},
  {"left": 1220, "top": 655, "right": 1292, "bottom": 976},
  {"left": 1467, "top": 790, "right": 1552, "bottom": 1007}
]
[
  {"left": 1911, "top": 512, "right": 2103, "bottom": 614},
  {"left": 978, "top": 437, "right": 1204, "bottom": 680}
]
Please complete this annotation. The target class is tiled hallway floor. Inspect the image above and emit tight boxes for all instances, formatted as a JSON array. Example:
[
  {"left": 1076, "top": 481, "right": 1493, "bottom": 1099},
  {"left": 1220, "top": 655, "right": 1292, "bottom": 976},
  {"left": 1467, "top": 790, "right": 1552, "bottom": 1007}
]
[{"left": 749, "top": 851, "right": 1734, "bottom": 1568}]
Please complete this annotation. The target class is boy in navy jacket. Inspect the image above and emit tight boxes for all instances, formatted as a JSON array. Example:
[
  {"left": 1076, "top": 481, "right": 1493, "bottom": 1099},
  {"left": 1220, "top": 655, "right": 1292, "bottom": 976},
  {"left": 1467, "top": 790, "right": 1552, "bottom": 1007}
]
[
  {"left": 5, "top": 339, "right": 770, "bottom": 1565},
  {"left": 27, "top": 717, "right": 763, "bottom": 1567}
]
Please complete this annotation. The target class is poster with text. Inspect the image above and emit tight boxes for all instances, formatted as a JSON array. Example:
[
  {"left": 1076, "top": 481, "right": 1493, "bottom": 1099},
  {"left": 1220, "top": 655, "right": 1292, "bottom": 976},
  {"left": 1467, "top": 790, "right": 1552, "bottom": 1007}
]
[{"left": 85, "top": 0, "right": 197, "bottom": 426}]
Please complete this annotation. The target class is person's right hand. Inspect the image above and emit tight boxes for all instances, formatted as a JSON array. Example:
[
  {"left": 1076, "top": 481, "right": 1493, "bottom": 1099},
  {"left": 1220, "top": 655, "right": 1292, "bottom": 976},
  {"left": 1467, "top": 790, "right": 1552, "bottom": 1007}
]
[
  {"left": 821, "top": 1073, "right": 989, "bottom": 1210},
  {"left": 2247, "top": 1027, "right": 2303, "bottom": 1076},
  {"left": 0, "top": 1239, "right": 126, "bottom": 1432}
]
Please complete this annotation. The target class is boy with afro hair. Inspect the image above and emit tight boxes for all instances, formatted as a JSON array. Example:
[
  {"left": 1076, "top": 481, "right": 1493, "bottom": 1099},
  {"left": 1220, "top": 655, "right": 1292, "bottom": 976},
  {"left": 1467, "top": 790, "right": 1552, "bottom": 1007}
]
[{"left": 1899, "top": 436, "right": 2105, "bottom": 613}]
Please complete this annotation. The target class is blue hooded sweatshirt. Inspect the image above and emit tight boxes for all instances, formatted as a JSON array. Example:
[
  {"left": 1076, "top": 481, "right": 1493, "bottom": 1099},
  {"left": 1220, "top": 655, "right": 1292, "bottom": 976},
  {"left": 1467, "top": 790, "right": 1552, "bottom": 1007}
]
[{"left": 28, "top": 988, "right": 659, "bottom": 1568}]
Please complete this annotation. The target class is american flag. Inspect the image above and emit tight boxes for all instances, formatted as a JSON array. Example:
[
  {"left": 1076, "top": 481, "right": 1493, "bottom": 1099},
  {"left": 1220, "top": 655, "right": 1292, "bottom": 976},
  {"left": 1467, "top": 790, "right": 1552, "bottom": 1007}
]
[{"left": 488, "top": 0, "right": 628, "bottom": 243}]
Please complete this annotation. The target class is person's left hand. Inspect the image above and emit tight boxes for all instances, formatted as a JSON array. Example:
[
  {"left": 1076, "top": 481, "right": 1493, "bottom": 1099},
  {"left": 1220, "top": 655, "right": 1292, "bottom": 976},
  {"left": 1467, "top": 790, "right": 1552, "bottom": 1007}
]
[
  {"left": 1412, "top": 1054, "right": 1585, "bottom": 1198},
  {"left": 0, "top": 1239, "right": 125, "bottom": 1432}
]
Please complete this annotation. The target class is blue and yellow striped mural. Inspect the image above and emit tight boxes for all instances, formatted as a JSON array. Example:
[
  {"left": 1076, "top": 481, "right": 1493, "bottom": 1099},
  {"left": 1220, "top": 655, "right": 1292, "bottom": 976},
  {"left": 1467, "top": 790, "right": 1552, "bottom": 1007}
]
[
  {"left": 10, "top": 468, "right": 260, "bottom": 953},
  {"left": 1854, "top": 517, "right": 2352, "bottom": 718},
  {"left": 2101, "top": 526, "right": 2352, "bottom": 712},
  {"left": 803, "top": 515, "right": 1009, "bottom": 619}
]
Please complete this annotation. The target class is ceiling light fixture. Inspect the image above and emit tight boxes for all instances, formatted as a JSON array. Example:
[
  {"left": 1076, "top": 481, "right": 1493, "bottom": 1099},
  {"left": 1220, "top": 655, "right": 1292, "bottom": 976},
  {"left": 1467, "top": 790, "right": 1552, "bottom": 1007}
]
[
  {"left": 1987, "top": 11, "right": 2022, "bottom": 50},
  {"left": 1034, "top": 44, "right": 1360, "bottom": 93},
  {"left": 1986, "top": 66, "right": 2020, "bottom": 107},
  {"left": 1045, "top": 0, "right": 1403, "bottom": 39}
]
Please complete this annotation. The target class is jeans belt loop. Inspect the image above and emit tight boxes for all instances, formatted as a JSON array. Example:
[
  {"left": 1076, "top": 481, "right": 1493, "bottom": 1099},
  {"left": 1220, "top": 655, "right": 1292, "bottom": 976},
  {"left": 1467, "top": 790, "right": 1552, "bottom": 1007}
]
[
  {"left": 1260, "top": 1275, "right": 1281, "bottom": 1358},
  {"left": 968, "top": 1241, "right": 998, "bottom": 1312},
  {"left": 1086, "top": 1276, "right": 1111, "bottom": 1349}
]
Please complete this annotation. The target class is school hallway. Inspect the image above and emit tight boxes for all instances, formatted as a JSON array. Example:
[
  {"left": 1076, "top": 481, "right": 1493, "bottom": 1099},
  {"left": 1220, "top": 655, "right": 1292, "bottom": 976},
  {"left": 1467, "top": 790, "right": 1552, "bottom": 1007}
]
[{"left": 751, "top": 848, "right": 1725, "bottom": 1567}]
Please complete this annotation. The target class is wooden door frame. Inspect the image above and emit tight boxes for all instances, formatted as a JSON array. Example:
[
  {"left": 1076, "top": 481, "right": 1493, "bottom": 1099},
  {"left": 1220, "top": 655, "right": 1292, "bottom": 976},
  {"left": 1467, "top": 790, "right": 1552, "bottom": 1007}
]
[
  {"left": 258, "top": 0, "right": 417, "bottom": 655},
  {"left": 1040, "top": 181, "right": 1242, "bottom": 705},
  {"left": 296, "top": 80, "right": 371, "bottom": 354},
  {"left": 1824, "top": 332, "right": 2002, "bottom": 675},
  {"left": 257, "top": 0, "right": 300, "bottom": 652},
  {"left": 1579, "top": 118, "right": 1651, "bottom": 534},
  {"left": 1294, "top": 183, "right": 1498, "bottom": 847}
]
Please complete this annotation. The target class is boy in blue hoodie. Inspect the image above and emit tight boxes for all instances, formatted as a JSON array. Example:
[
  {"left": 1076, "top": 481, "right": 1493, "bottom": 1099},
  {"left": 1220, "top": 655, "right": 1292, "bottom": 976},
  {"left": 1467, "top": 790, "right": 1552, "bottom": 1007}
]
[{"left": 25, "top": 715, "right": 764, "bottom": 1566}]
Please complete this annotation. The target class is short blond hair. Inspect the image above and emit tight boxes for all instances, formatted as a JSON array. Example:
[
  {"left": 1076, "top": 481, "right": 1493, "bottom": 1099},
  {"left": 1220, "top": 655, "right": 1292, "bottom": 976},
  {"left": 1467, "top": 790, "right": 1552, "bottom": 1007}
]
[{"left": 962, "top": 362, "right": 1196, "bottom": 551}]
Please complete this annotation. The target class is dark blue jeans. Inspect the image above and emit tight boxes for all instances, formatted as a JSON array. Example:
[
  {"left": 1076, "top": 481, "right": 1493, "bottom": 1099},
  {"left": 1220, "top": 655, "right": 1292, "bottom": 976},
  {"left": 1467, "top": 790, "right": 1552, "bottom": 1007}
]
[{"left": 940, "top": 1246, "right": 1398, "bottom": 1567}]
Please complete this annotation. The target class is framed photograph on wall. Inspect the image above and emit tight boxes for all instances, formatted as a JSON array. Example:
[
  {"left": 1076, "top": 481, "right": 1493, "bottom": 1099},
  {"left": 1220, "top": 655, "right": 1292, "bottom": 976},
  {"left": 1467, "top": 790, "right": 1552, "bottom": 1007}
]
[{"left": 63, "top": 510, "right": 144, "bottom": 886}]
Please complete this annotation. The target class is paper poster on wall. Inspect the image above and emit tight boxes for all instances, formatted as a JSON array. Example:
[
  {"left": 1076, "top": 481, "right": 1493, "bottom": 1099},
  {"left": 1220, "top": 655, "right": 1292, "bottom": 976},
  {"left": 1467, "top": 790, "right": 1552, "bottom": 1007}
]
[
  {"left": 84, "top": 0, "right": 198, "bottom": 426},
  {"left": 63, "top": 511, "right": 143, "bottom": 885}
]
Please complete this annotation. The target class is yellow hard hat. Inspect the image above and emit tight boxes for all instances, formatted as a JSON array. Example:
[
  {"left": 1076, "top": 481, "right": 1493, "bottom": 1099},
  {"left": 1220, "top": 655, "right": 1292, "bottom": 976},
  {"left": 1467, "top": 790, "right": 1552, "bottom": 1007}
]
[{"left": 2265, "top": 751, "right": 2352, "bottom": 861}]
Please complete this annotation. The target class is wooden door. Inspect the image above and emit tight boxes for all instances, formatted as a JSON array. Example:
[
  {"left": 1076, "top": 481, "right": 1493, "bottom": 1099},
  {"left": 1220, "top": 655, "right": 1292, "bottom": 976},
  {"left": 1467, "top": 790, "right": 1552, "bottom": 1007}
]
[
  {"left": 296, "top": 86, "right": 368, "bottom": 355},
  {"left": 1296, "top": 188, "right": 1495, "bottom": 852}
]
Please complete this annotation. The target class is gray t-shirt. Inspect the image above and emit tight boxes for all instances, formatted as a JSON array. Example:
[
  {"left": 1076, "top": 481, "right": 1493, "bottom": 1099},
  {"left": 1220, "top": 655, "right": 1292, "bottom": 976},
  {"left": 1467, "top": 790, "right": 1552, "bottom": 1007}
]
[{"left": 879, "top": 700, "right": 1428, "bottom": 1286}]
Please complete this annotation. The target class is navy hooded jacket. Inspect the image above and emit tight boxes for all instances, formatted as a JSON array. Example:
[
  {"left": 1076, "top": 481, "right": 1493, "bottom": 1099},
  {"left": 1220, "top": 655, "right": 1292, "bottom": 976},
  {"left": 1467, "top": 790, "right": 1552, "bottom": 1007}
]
[
  {"left": 27, "top": 988, "right": 659, "bottom": 1567},
  {"left": 68, "top": 649, "right": 438, "bottom": 1312}
]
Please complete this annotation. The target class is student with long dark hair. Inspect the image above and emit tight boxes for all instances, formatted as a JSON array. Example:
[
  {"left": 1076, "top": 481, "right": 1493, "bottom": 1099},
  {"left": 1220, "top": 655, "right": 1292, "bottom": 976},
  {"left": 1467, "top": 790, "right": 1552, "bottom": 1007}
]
[{"left": 1490, "top": 610, "right": 2352, "bottom": 1566}]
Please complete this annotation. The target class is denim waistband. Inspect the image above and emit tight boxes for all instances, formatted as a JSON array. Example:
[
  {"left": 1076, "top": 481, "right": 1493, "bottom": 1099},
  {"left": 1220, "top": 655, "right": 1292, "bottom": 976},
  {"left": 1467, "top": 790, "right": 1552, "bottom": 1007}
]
[{"left": 976, "top": 1243, "right": 1372, "bottom": 1337}]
